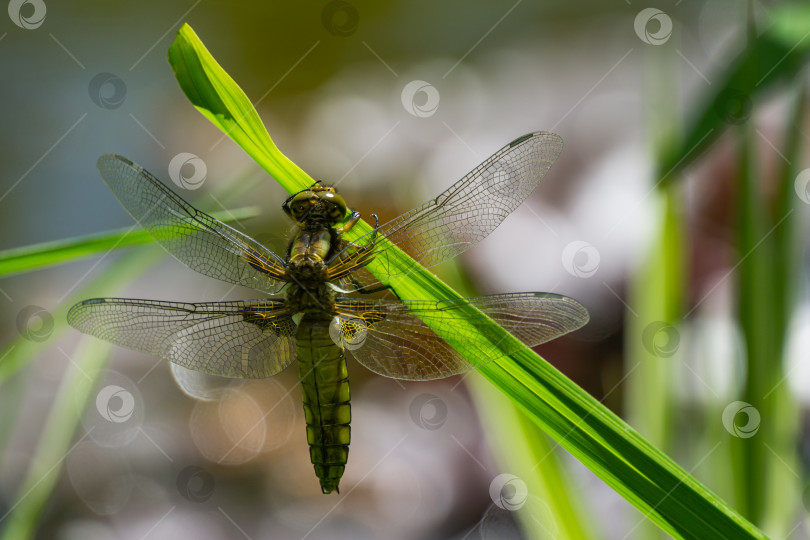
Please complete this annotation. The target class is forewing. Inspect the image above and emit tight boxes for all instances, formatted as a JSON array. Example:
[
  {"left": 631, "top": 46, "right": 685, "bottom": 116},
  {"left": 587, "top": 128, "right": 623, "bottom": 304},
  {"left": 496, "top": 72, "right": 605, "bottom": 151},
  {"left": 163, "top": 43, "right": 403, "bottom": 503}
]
[
  {"left": 97, "top": 154, "right": 288, "bottom": 294},
  {"left": 67, "top": 298, "right": 297, "bottom": 378},
  {"left": 328, "top": 133, "right": 563, "bottom": 290},
  {"left": 334, "top": 292, "right": 588, "bottom": 381}
]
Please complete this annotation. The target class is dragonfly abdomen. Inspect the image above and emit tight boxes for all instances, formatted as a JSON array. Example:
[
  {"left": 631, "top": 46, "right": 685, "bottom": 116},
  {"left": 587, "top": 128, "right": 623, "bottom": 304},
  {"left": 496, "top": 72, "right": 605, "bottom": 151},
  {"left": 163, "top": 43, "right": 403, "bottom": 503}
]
[{"left": 296, "top": 313, "right": 351, "bottom": 494}]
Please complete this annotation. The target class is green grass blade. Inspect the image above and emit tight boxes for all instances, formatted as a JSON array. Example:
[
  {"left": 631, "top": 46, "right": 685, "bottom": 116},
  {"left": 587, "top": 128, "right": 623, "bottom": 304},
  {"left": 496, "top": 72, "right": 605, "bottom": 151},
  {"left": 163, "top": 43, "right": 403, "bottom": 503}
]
[
  {"left": 0, "top": 247, "right": 166, "bottom": 385},
  {"left": 659, "top": 3, "right": 810, "bottom": 180},
  {"left": 0, "top": 206, "right": 259, "bottom": 278},
  {"left": 167, "top": 23, "right": 313, "bottom": 191},
  {"left": 754, "top": 81, "right": 804, "bottom": 536},
  {"left": 403, "top": 267, "right": 764, "bottom": 540},
  {"left": 0, "top": 338, "right": 111, "bottom": 540},
  {"left": 733, "top": 123, "right": 777, "bottom": 524},
  {"left": 624, "top": 39, "right": 686, "bottom": 539},
  {"left": 0, "top": 144, "right": 268, "bottom": 540},
  {"left": 168, "top": 23, "right": 767, "bottom": 539},
  {"left": 470, "top": 373, "right": 595, "bottom": 540}
]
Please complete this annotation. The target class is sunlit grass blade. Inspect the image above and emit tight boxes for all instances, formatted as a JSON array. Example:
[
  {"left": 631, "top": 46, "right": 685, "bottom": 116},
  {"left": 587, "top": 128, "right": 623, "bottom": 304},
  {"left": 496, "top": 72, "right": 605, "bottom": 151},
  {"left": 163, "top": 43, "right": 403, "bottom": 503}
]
[
  {"left": 167, "top": 23, "right": 314, "bottom": 190},
  {"left": 403, "top": 268, "right": 765, "bottom": 540},
  {"left": 0, "top": 338, "right": 111, "bottom": 540},
  {"left": 625, "top": 185, "right": 685, "bottom": 536},
  {"left": 659, "top": 3, "right": 810, "bottom": 181},
  {"left": 169, "top": 23, "right": 767, "bottom": 539},
  {"left": 0, "top": 206, "right": 259, "bottom": 278}
]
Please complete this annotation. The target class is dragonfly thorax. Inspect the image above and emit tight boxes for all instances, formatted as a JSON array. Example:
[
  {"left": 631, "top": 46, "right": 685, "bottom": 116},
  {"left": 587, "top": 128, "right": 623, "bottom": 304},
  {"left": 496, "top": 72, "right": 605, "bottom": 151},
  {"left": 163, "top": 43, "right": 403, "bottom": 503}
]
[{"left": 287, "top": 229, "right": 336, "bottom": 280}]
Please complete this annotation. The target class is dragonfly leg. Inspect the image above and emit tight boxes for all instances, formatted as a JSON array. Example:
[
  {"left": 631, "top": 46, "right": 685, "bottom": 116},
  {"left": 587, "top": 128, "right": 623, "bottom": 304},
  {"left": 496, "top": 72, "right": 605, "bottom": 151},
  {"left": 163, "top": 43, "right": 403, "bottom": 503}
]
[
  {"left": 336, "top": 210, "right": 361, "bottom": 235},
  {"left": 350, "top": 281, "right": 403, "bottom": 301}
]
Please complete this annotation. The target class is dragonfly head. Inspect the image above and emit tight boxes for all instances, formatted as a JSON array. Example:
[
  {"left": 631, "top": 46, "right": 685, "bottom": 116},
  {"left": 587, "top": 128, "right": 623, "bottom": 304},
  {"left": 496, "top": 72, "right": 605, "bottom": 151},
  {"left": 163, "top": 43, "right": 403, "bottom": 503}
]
[{"left": 282, "top": 184, "right": 348, "bottom": 227}]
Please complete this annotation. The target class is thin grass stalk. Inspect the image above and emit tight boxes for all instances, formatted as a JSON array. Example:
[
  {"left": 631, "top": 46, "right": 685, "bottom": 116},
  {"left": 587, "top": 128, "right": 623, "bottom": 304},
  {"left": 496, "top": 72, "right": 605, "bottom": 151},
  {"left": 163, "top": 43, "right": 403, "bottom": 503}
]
[{"left": 470, "top": 373, "right": 594, "bottom": 540}]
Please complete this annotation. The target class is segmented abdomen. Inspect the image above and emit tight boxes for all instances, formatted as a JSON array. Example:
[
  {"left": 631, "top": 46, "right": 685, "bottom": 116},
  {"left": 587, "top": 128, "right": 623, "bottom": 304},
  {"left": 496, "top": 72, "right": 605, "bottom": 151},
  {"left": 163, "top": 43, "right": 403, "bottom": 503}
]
[{"left": 296, "top": 313, "right": 351, "bottom": 494}]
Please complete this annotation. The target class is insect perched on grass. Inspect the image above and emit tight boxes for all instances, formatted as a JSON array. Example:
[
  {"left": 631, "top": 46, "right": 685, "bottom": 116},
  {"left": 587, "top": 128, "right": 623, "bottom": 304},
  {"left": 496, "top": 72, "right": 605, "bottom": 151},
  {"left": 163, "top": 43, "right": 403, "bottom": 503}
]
[{"left": 68, "top": 132, "right": 589, "bottom": 494}]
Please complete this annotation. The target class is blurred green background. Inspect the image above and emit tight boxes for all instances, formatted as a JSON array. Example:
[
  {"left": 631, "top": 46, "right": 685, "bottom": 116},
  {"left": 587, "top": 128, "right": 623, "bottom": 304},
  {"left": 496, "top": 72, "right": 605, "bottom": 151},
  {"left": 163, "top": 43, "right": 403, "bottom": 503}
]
[{"left": 2, "top": 1, "right": 810, "bottom": 539}]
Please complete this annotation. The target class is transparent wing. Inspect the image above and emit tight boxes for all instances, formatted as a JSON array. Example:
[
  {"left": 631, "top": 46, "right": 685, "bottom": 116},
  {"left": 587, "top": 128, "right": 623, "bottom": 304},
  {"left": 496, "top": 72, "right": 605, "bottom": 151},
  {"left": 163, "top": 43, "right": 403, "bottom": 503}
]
[
  {"left": 67, "top": 298, "right": 296, "bottom": 378},
  {"left": 97, "top": 154, "right": 288, "bottom": 294},
  {"left": 327, "top": 133, "right": 563, "bottom": 290},
  {"left": 333, "top": 292, "right": 588, "bottom": 381}
]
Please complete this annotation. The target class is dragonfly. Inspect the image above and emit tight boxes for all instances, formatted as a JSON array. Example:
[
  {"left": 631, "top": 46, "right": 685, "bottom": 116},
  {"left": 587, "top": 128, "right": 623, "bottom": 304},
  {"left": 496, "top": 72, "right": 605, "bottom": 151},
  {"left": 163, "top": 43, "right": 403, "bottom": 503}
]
[{"left": 68, "top": 132, "right": 589, "bottom": 494}]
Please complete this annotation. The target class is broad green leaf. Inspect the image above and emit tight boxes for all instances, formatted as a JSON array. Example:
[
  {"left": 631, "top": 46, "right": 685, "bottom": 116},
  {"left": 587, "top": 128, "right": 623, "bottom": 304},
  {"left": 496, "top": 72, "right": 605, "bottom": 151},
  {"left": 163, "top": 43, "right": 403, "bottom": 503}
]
[{"left": 168, "top": 24, "right": 767, "bottom": 539}]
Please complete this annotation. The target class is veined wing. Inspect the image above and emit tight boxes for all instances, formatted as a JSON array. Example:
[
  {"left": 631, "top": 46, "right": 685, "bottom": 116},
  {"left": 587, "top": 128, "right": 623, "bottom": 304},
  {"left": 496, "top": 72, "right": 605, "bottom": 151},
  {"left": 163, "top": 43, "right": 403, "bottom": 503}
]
[
  {"left": 67, "top": 298, "right": 296, "bottom": 378},
  {"left": 327, "top": 133, "right": 563, "bottom": 290},
  {"left": 333, "top": 292, "right": 588, "bottom": 381},
  {"left": 97, "top": 154, "right": 288, "bottom": 294}
]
